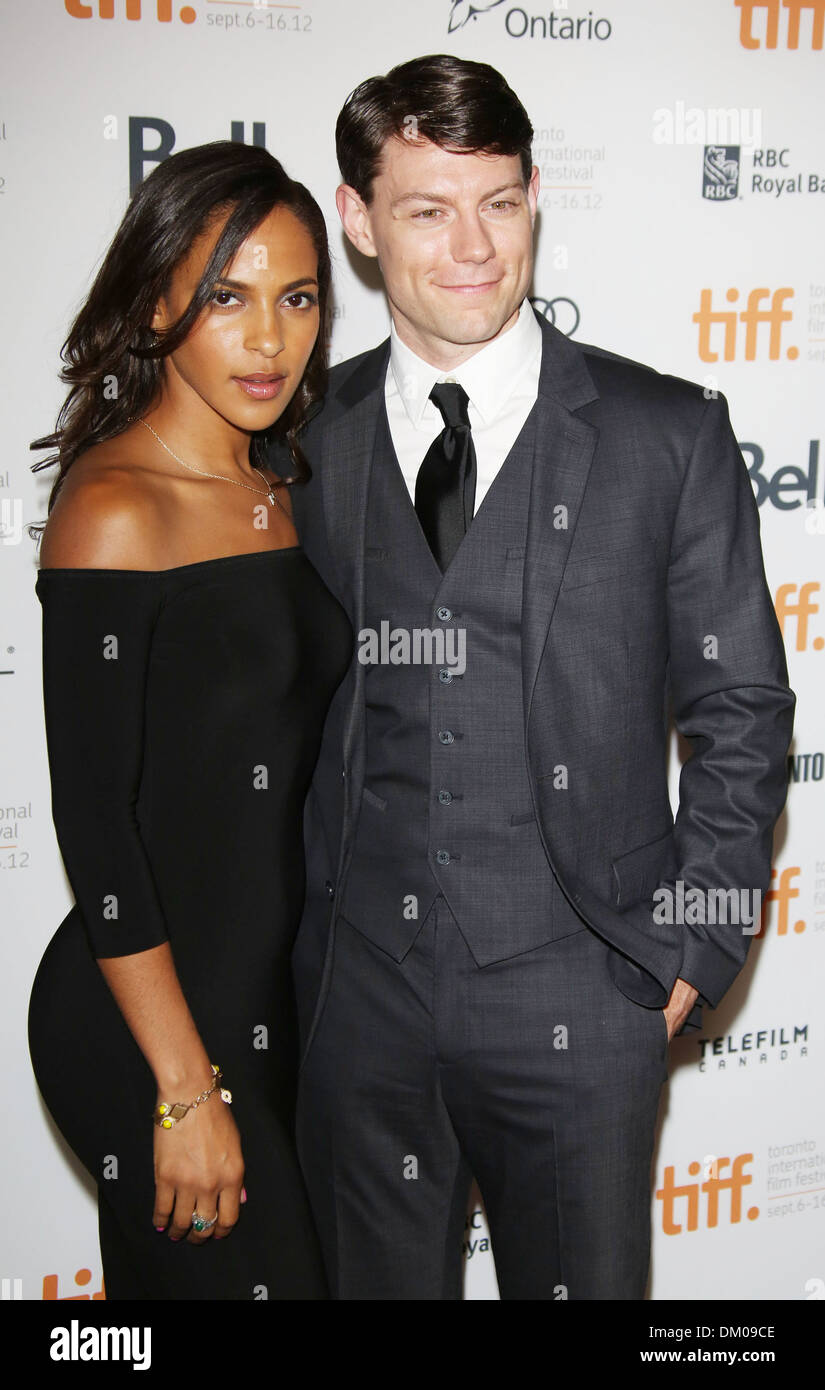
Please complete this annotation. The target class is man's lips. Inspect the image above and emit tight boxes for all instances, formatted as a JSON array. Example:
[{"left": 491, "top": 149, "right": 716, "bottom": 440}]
[
  {"left": 434, "top": 279, "right": 503, "bottom": 295},
  {"left": 233, "top": 373, "right": 287, "bottom": 399}
]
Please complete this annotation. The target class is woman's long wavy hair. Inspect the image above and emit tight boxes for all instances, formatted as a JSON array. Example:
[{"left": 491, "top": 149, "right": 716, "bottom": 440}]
[{"left": 28, "top": 140, "right": 331, "bottom": 539}]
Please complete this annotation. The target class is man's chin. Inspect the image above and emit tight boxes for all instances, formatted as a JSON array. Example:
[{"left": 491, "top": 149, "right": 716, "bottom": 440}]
[{"left": 427, "top": 305, "right": 520, "bottom": 349}]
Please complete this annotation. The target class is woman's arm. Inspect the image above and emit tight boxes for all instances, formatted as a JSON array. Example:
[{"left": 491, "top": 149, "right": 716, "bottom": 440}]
[
  {"left": 99, "top": 944, "right": 244, "bottom": 1242},
  {"left": 36, "top": 477, "right": 244, "bottom": 1242}
]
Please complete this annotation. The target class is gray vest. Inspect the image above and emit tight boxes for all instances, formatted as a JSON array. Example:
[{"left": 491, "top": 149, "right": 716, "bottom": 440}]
[{"left": 339, "top": 401, "right": 582, "bottom": 965}]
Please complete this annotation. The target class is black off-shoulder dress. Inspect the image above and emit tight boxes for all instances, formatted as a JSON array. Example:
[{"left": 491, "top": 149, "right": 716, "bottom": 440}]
[{"left": 28, "top": 547, "right": 352, "bottom": 1300}]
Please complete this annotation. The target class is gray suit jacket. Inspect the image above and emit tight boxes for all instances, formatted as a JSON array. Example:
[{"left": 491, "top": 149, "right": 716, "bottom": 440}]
[{"left": 272, "top": 312, "right": 795, "bottom": 1046}]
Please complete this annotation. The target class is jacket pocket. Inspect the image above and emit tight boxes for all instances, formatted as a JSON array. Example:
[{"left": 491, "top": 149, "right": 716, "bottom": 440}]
[
  {"left": 611, "top": 829, "right": 676, "bottom": 908},
  {"left": 561, "top": 542, "right": 657, "bottom": 591},
  {"left": 361, "top": 783, "right": 388, "bottom": 812}
]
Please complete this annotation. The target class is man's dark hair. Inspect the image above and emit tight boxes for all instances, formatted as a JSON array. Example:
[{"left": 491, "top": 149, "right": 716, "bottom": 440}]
[{"left": 336, "top": 54, "right": 534, "bottom": 203}]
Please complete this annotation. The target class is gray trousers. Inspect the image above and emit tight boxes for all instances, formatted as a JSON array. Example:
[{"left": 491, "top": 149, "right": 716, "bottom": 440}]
[{"left": 295, "top": 895, "right": 669, "bottom": 1300}]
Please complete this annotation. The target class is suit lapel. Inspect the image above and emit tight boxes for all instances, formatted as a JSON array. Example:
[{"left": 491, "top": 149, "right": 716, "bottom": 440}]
[
  {"left": 521, "top": 316, "right": 600, "bottom": 727},
  {"left": 318, "top": 339, "right": 390, "bottom": 622},
  {"left": 316, "top": 340, "right": 389, "bottom": 781}
]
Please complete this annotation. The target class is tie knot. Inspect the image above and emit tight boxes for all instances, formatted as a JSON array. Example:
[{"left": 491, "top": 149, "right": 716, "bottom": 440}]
[{"left": 429, "top": 381, "right": 471, "bottom": 431}]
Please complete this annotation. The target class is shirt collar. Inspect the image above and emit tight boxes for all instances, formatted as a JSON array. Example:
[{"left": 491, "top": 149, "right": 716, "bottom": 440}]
[{"left": 388, "top": 298, "right": 541, "bottom": 428}]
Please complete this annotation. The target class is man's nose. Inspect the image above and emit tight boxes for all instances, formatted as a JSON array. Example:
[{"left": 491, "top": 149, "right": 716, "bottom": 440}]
[{"left": 449, "top": 213, "right": 496, "bottom": 263}]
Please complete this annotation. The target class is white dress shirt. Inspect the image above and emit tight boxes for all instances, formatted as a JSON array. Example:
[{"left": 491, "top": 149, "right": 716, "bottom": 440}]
[{"left": 384, "top": 297, "right": 543, "bottom": 515}]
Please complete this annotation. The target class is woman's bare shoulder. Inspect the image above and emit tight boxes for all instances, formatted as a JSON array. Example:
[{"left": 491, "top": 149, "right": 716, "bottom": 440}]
[{"left": 38, "top": 441, "right": 166, "bottom": 571}]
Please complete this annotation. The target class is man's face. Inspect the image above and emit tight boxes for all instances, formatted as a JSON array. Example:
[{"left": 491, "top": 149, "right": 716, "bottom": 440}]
[{"left": 337, "top": 137, "right": 539, "bottom": 368}]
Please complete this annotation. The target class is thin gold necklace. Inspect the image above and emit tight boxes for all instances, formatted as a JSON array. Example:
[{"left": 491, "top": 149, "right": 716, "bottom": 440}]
[{"left": 139, "top": 419, "right": 290, "bottom": 520}]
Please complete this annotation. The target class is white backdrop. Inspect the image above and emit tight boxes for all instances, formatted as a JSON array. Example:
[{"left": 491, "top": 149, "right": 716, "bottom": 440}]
[{"left": 1, "top": 0, "right": 823, "bottom": 1302}]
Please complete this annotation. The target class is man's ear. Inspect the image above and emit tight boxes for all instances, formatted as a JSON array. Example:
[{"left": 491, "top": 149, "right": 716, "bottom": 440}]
[
  {"left": 527, "top": 165, "right": 540, "bottom": 226},
  {"left": 336, "top": 183, "right": 379, "bottom": 259}
]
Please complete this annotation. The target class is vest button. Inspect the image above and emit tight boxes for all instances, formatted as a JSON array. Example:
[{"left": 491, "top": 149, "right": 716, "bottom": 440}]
[
  {"left": 325, "top": 880, "right": 335, "bottom": 900},
  {"left": 438, "top": 730, "right": 454, "bottom": 745},
  {"left": 436, "top": 606, "right": 452, "bottom": 621},
  {"left": 437, "top": 789, "right": 453, "bottom": 805},
  {"left": 438, "top": 668, "right": 453, "bottom": 683},
  {"left": 435, "top": 849, "right": 451, "bottom": 866}
]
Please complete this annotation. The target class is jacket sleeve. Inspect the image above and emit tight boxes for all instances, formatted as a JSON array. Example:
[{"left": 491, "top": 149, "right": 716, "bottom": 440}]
[
  {"left": 664, "top": 391, "right": 795, "bottom": 1008},
  {"left": 36, "top": 569, "right": 171, "bottom": 959}
]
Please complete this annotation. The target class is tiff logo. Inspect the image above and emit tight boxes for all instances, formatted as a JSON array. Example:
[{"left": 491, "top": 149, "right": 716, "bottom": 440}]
[
  {"left": 735, "top": 0, "right": 825, "bottom": 48},
  {"left": 656, "top": 1154, "right": 758, "bottom": 1233},
  {"left": 65, "top": 1, "right": 197, "bottom": 21},
  {"left": 693, "top": 288, "right": 797, "bottom": 361},
  {"left": 775, "top": 582, "right": 821, "bottom": 650},
  {"left": 757, "top": 865, "right": 805, "bottom": 937}
]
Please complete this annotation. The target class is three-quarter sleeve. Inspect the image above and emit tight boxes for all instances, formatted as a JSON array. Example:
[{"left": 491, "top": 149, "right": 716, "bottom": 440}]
[{"left": 36, "top": 569, "right": 171, "bottom": 959}]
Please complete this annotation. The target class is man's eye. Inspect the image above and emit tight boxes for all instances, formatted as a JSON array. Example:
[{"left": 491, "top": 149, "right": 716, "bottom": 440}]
[
  {"left": 413, "top": 209, "right": 442, "bottom": 219},
  {"left": 489, "top": 200, "right": 516, "bottom": 211}
]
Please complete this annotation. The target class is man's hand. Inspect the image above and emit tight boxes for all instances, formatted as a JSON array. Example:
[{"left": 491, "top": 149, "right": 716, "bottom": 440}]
[{"left": 662, "top": 977, "right": 699, "bottom": 1041}]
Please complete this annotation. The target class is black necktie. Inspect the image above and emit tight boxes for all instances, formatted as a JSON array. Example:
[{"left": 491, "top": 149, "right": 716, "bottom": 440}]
[{"left": 414, "top": 382, "right": 477, "bottom": 571}]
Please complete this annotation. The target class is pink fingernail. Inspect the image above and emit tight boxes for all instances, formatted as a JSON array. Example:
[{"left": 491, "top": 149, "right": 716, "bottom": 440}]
[
  {"left": 240, "top": 1186, "right": 247, "bottom": 1203},
  {"left": 155, "top": 1226, "right": 165, "bottom": 1232}
]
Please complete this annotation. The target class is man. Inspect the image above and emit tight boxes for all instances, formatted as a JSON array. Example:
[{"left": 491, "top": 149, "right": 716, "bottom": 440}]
[{"left": 274, "top": 54, "right": 795, "bottom": 1300}]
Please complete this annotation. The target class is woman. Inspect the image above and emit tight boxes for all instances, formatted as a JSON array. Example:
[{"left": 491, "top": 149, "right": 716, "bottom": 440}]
[{"left": 27, "top": 141, "right": 352, "bottom": 1299}]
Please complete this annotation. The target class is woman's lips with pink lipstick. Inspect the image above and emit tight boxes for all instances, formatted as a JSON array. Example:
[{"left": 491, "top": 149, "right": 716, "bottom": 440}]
[{"left": 234, "top": 373, "right": 287, "bottom": 400}]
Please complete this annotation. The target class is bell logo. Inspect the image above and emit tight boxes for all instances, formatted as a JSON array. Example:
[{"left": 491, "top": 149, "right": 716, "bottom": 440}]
[
  {"left": 693, "top": 288, "right": 797, "bottom": 362},
  {"left": 65, "top": 1, "right": 197, "bottom": 22},
  {"left": 735, "top": 0, "right": 825, "bottom": 49},
  {"left": 757, "top": 866, "right": 805, "bottom": 937},
  {"left": 656, "top": 1154, "right": 758, "bottom": 1234}
]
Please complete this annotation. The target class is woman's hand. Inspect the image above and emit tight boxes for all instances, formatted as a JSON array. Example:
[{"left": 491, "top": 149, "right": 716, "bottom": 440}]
[
  {"left": 94, "top": 944, "right": 247, "bottom": 1245},
  {"left": 152, "top": 1086, "right": 245, "bottom": 1244}
]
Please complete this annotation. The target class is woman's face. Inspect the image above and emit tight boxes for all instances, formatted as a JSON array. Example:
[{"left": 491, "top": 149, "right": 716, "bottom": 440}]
[{"left": 152, "top": 204, "right": 320, "bottom": 433}]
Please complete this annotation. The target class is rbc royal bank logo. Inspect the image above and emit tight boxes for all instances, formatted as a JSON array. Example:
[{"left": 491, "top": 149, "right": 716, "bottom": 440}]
[{"left": 703, "top": 146, "right": 740, "bottom": 200}]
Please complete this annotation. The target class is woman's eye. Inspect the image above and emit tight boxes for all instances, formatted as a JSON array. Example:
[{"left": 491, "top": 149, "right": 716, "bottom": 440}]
[
  {"left": 283, "top": 292, "right": 318, "bottom": 309},
  {"left": 210, "top": 288, "right": 242, "bottom": 307}
]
